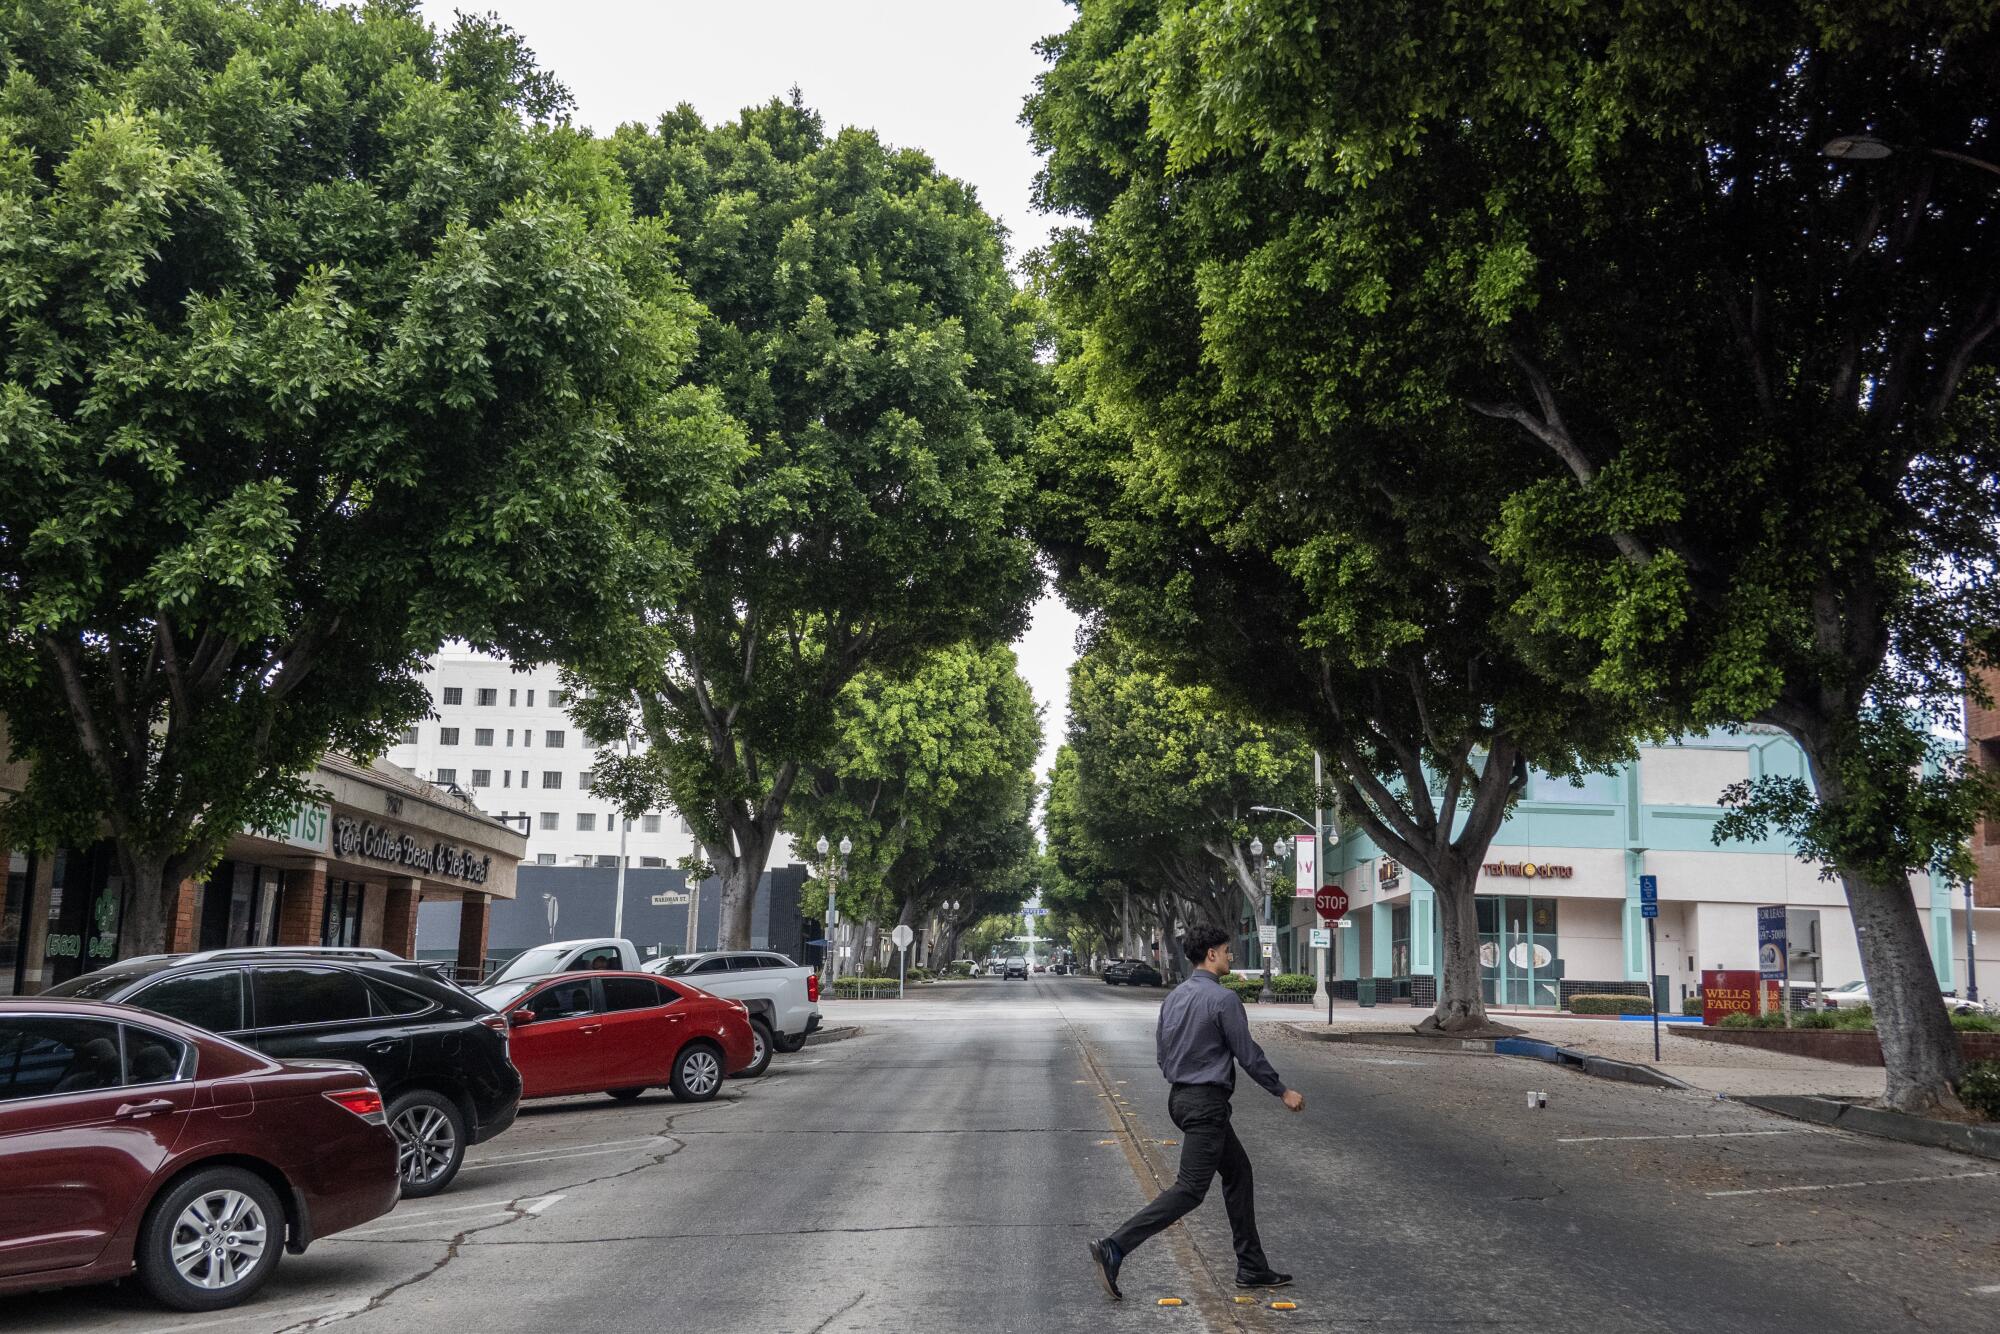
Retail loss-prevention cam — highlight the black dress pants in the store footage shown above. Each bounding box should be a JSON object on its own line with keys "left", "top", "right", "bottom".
{"left": 1106, "top": 1082, "right": 1268, "bottom": 1273}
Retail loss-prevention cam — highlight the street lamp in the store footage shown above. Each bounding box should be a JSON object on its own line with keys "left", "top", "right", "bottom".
{"left": 1250, "top": 835, "right": 1275, "bottom": 1004}
{"left": 1822, "top": 133, "right": 2000, "bottom": 180}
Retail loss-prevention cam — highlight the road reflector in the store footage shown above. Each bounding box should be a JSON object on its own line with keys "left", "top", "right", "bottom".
{"left": 1096, "top": 1139, "right": 1116, "bottom": 1145}
{"left": 1271, "top": 1301, "right": 1298, "bottom": 1310}
{"left": 1159, "top": 1139, "right": 1178, "bottom": 1146}
{"left": 1233, "top": 1296, "right": 1259, "bottom": 1304}
{"left": 1157, "top": 1298, "right": 1184, "bottom": 1307}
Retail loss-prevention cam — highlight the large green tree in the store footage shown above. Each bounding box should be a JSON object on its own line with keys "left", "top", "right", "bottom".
{"left": 0, "top": 0, "right": 724, "bottom": 954}
{"left": 1040, "top": 0, "right": 2000, "bottom": 1109}
{"left": 786, "top": 642, "right": 1041, "bottom": 967}
{"left": 575, "top": 97, "right": 1043, "bottom": 948}
{"left": 1027, "top": 14, "right": 1640, "bottom": 1030}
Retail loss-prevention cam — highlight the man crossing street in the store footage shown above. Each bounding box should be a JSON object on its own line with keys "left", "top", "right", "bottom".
{"left": 1088, "top": 925, "right": 1305, "bottom": 1300}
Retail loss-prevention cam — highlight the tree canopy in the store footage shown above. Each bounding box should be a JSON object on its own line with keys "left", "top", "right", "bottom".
{"left": 575, "top": 95, "right": 1044, "bottom": 948}
{"left": 0, "top": 0, "right": 725, "bottom": 952}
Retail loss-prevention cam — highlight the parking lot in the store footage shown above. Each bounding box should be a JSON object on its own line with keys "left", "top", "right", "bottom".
{"left": 5, "top": 976, "right": 1998, "bottom": 1333}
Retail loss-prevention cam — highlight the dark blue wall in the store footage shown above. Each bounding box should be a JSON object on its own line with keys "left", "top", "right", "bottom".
{"left": 417, "top": 863, "right": 810, "bottom": 966}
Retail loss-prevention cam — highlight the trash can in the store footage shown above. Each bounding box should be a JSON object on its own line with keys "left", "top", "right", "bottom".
{"left": 1357, "top": 979, "right": 1377, "bottom": 1008}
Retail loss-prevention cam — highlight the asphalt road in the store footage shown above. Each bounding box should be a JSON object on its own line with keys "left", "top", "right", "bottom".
{"left": 7, "top": 976, "right": 1999, "bottom": 1333}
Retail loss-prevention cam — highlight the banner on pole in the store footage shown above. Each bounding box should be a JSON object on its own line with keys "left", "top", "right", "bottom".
{"left": 1293, "top": 834, "right": 1316, "bottom": 898}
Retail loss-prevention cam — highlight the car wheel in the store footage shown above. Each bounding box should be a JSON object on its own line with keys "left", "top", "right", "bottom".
{"left": 670, "top": 1042, "right": 724, "bottom": 1102}
{"left": 136, "top": 1166, "right": 284, "bottom": 1312}
{"left": 387, "top": 1089, "right": 465, "bottom": 1198}
{"left": 732, "top": 1020, "right": 774, "bottom": 1079}
{"left": 606, "top": 1087, "right": 646, "bottom": 1101}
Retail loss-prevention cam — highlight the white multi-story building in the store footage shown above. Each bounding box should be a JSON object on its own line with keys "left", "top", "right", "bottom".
{"left": 389, "top": 645, "right": 737, "bottom": 869}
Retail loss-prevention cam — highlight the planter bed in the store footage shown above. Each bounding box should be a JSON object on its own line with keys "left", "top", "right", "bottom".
{"left": 1674, "top": 1026, "right": 2000, "bottom": 1066}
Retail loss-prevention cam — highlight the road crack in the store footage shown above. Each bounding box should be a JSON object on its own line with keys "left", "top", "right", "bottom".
{"left": 805, "top": 1288, "right": 868, "bottom": 1334}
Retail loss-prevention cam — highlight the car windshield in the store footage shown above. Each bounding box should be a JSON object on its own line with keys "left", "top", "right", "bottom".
{"left": 42, "top": 964, "right": 163, "bottom": 999}
{"left": 488, "top": 946, "right": 572, "bottom": 983}
{"left": 473, "top": 980, "right": 540, "bottom": 1011}
{"left": 649, "top": 956, "right": 699, "bottom": 976}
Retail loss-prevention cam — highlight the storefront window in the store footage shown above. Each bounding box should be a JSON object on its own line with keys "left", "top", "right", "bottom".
{"left": 198, "top": 862, "right": 283, "bottom": 952}
{"left": 322, "top": 880, "right": 366, "bottom": 947}
{"left": 3, "top": 853, "right": 30, "bottom": 996}
{"left": 1477, "top": 895, "right": 1562, "bottom": 1007}
{"left": 1391, "top": 905, "right": 1411, "bottom": 979}
{"left": 42, "top": 844, "right": 122, "bottom": 987}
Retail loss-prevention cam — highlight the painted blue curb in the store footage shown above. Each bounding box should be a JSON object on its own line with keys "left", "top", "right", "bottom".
{"left": 1618, "top": 1014, "right": 1702, "bottom": 1023}
{"left": 1492, "top": 1037, "right": 1567, "bottom": 1061}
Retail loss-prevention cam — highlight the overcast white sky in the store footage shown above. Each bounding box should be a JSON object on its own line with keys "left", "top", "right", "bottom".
{"left": 418, "top": 0, "right": 1083, "bottom": 787}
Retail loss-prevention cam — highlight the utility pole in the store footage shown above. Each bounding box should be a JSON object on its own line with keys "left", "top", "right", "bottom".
{"left": 1313, "top": 749, "right": 1330, "bottom": 1011}
{"left": 1968, "top": 876, "right": 1980, "bottom": 1003}
{"left": 611, "top": 733, "right": 633, "bottom": 941}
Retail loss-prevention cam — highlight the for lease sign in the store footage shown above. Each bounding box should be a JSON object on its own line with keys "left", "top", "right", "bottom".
{"left": 1701, "top": 969, "right": 1780, "bottom": 1025}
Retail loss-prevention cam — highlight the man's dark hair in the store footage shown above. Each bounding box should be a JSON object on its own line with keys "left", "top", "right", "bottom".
{"left": 1182, "top": 926, "right": 1229, "bottom": 965}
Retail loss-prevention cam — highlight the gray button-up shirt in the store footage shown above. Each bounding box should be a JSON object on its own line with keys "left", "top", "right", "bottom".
{"left": 1154, "top": 970, "right": 1286, "bottom": 1098}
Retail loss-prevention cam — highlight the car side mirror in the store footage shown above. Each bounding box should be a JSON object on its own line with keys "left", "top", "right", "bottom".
{"left": 510, "top": 1009, "right": 537, "bottom": 1027}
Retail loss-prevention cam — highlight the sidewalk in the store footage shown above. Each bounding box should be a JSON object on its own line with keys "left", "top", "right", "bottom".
{"left": 1280, "top": 1000, "right": 1886, "bottom": 1098}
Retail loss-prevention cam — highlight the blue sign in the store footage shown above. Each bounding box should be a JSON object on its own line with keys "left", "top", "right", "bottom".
{"left": 1638, "top": 875, "right": 1658, "bottom": 919}
{"left": 1757, "top": 905, "right": 1787, "bottom": 980}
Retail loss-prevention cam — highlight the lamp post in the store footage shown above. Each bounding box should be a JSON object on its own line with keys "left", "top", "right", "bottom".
{"left": 610, "top": 731, "right": 633, "bottom": 943}
{"left": 1253, "top": 778, "right": 1341, "bottom": 1009}
{"left": 1822, "top": 133, "right": 2000, "bottom": 181}
{"left": 1250, "top": 835, "right": 1275, "bottom": 1004}
{"left": 940, "top": 899, "right": 960, "bottom": 970}
{"left": 816, "top": 835, "right": 851, "bottom": 982}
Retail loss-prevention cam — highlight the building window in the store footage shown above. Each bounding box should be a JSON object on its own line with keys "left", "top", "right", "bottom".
{"left": 503, "top": 771, "right": 512, "bottom": 788}
{"left": 527, "top": 689, "right": 536, "bottom": 707}
{"left": 442, "top": 686, "right": 463, "bottom": 705}
{"left": 577, "top": 813, "right": 597, "bottom": 832}
{"left": 439, "top": 727, "right": 459, "bottom": 746}
{"left": 475, "top": 687, "right": 497, "bottom": 706}
{"left": 680, "top": 816, "right": 692, "bottom": 835}
{"left": 509, "top": 688, "right": 518, "bottom": 706}
{"left": 520, "top": 770, "right": 529, "bottom": 788}
{"left": 580, "top": 770, "right": 594, "bottom": 792}
{"left": 639, "top": 856, "right": 665, "bottom": 868}
{"left": 321, "top": 880, "right": 365, "bottom": 948}
{"left": 540, "top": 812, "right": 560, "bottom": 830}
{"left": 642, "top": 814, "right": 662, "bottom": 833}
{"left": 475, "top": 729, "right": 494, "bottom": 746}
{"left": 595, "top": 855, "right": 620, "bottom": 868}
{"left": 536, "top": 853, "right": 557, "bottom": 865}
{"left": 524, "top": 731, "right": 532, "bottom": 748}
{"left": 436, "top": 768, "right": 457, "bottom": 785}
{"left": 545, "top": 730, "right": 565, "bottom": 748}
{"left": 506, "top": 729, "right": 515, "bottom": 746}
{"left": 397, "top": 727, "right": 418, "bottom": 745}
{"left": 541, "top": 771, "right": 562, "bottom": 789}
{"left": 471, "top": 770, "right": 491, "bottom": 788}
{"left": 552, "top": 689, "right": 570, "bottom": 708}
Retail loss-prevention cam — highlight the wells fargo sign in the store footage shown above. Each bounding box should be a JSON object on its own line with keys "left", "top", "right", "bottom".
{"left": 1481, "top": 861, "right": 1574, "bottom": 879}
{"left": 1701, "top": 969, "right": 1780, "bottom": 1025}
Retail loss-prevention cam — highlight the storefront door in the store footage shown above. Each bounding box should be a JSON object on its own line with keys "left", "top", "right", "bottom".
{"left": 1479, "top": 896, "right": 1561, "bottom": 1007}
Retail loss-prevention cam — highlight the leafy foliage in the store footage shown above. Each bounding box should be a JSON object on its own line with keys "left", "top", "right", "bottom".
{"left": 573, "top": 94, "right": 1044, "bottom": 947}
{"left": 0, "top": 0, "right": 721, "bottom": 950}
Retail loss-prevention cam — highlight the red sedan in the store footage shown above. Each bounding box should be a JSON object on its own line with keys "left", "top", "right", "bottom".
{"left": 0, "top": 998, "right": 400, "bottom": 1311}
{"left": 474, "top": 971, "right": 756, "bottom": 1102}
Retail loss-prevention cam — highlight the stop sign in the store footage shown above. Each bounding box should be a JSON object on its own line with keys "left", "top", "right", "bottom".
{"left": 1314, "top": 886, "right": 1350, "bottom": 923}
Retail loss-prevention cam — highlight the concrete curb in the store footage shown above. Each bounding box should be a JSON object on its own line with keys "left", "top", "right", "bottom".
{"left": 1283, "top": 1024, "right": 1690, "bottom": 1090}
{"left": 1734, "top": 1095, "right": 2000, "bottom": 1162}
{"left": 802, "top": 1025, "right": 861, "bottom": 1047}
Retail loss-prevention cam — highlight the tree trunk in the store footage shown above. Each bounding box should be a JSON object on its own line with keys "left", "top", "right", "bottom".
{"left": 1793, "top": 727, "right": 1966, "bottom": 1114}
{"left": 716, "top": 852, "right": 762, "bottom": 950}
{"left": 115, "top": 848, "right": 171, "bottom": 961}
{"left": 1418, "top": 871, "right": 1488, "bottom": 1034}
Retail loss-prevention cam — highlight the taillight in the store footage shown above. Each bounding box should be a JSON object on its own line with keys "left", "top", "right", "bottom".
{"left": 807, "top": 974, "right": 820, "bottom": 1003}
{"left": 478, "top": 1011, "right": 510, "bottom": 1047}
{"left": 325, "top": 1088, "right": 387, "bottom": 1125}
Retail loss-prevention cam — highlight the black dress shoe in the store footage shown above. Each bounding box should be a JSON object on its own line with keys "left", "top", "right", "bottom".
{"left": 1088, "top": 1239, "right": 1124, "bottom": 1301}
{"left": 1236, "top": 1270, "right": 1293, "bottom": 1289}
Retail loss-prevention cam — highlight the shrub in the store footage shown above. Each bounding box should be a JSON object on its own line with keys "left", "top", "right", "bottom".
{"left": 1568, "top": 993, "right": 1653, "bottom": 1016}
{"left": 1834, "top": 1004, "right": 1875, "bottom": 1030}
{"left": 1957, "top": 1060, "right": 2000, "bottom": 1121}
{"left": 1719, "top": 1011, "right": 1755, "bottom": 1029}
{"left": 1272, "top": 973, "right": 1315, "bottom": 997}
{"left": 1950, "top": 1012, "right": 1999, "bottom": 1033}
{"left": 905, "top": 966, "right": 932, "bottom": 983}
{"left": 1682, "top": 995, "right": 1703, "bottom": 1016}
{"left": 1222, "top": 973, "right": 1262, "bottom": 1000}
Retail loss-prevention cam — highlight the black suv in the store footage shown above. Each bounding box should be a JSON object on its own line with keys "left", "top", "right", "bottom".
{"left": 48, "top": 954, "right": 520, "bottom": 1197}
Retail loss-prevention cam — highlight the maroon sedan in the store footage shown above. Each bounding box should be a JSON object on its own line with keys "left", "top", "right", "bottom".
{"left": 473, "top": 971, "right": 757, "bottom": 1102}
{"left": 0, "top": 998, "right": 400, "bottom": 1311}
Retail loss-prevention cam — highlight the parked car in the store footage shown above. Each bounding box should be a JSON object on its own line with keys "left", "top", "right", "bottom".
{"left": 1003, "top": 956, "right": 1029, "bottom": 980}
{"left": 1105, "top": 959, "right": 1162, "bottom": 987}
{"left": 485, "top": 938, "right": 642, "bottom": 984}
{"left": 473, "top": 972, "right": 756, "bottom": 1103}
{"left": 123, "top": 945, "right": 458, "bottom": 984}
{"left": 48, "top": 956, "right": 520, "bottom": 1198}
{"left": 985, "top": 961, "right": 1007, "bottom": 977}
{"left": 1102, "top": 959, "right": 1136, "bottom": 984}
{"left": 1812, "top": 980, "right": 1869, "bottom": 1010}
{"left": 0, "top": 998, "right": 400, "bottom": 1311}
{"left": 645, "top": 950, "right": 821, "bottom": 1072}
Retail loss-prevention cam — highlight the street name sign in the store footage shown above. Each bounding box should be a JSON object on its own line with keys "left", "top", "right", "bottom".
{"left": 1314, "top": 886, "right": 1350, "bottom": 923}
{"left": 1638, "top": 875, "right": 1658, "bottom": 920}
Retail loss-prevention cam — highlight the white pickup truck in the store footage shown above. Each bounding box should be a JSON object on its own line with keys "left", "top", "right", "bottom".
{"left": 645, "top": 950, "right": 822, "bottom": 1075}
{"left": 485, "top": 938, "right": 640, "bottom": 984}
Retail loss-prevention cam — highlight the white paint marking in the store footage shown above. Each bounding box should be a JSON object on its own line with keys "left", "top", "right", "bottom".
{"left": 339, "top": 1193, "right": 562, "bottom": 1238}
{"left": 460, "top": 1138, "right": 669, "bottom": 1171}
{"left": 1707, "top": 1170, "right": 2000, "bottom": 1198}
{"left": 469, "top": 1134, "right": 665, "bottom": 1165}
{"left": 1560, "top": 1129, "right": 1819, "bottom": 1144}
{"left": 523, "top": 1193, "right": 565, "bottom": 1215}
{"left": 1971, "top": 1283, "right": 2000, "bottom": 1295}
